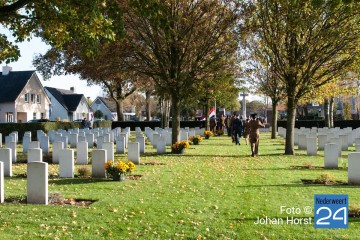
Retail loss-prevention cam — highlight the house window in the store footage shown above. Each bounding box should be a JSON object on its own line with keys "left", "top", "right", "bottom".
{"left": 6, "top": 112, "right": 13, "bottom": 122}
{"left": 33, "top": 112, "right": 36, "bottom": 119}
{"left": 31, "top": 94, "right": 35, "bottom": 103}
{"left": 41, "top": 113, "right": 44, "bottom": 119}
{"left": 36, "top": 94, "right": 41, "bottom": 103}
{"left": 24, "top": 93, "right": 29, "bottom": 102}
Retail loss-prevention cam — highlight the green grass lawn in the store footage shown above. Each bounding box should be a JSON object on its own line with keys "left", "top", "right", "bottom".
{"left": 1, "top": 133, "right": 359, "bottom": 239}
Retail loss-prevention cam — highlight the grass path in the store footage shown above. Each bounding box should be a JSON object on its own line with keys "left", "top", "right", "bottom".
{"left": 0, "top": 133, "right": 359, "bottom": 239}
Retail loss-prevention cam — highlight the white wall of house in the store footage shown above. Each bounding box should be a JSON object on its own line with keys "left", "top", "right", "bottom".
{"left": 91, "top": 98, "right": 116, "bottom": 121}
{"left": 45, "top": 89, "right": 68, "bottom": 121}
{"left": 73, "top": 96, "right": 92, "bottom": 120}
{"left": 0, "top": 103, "right": 16, "bottom": 123}
{"left": 16, "top": 74, "right": 50, "bottom": 122}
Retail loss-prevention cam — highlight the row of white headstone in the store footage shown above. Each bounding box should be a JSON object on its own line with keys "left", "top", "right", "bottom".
{"left": 0, "top": 127, "right": 142, "bottom": 204}
{"left": 145, "top": 126, "right": 205, "bottom": 153}
{"left": 0, "top": 148, "right": 124, "bottom": 204}
{"left": 278, "top": 126, "right": 360, "bottom": 184}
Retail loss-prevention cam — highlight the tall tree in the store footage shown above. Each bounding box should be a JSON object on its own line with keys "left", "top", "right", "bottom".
{"left": 124, "top": 0, "right": 240, "bottom": 144}
{"left": 33, "top": 40, "right": 142, "bottom": 121}
{"left": 1, "top": 0, "right": 122, "bottom": 63}
{"left": 242, "top": 0, "right": 360, "bottom": 154}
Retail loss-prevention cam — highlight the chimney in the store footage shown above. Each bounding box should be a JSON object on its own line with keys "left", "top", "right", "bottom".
{"left": 70, "top": 87, "right": 75, "bottom": 93}
{"left": 2, "top": 66, "right": 12, "bottom": 76}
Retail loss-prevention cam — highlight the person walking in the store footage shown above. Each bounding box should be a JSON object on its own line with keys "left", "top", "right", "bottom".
{"left": 225, "top": 115, "right": 231, "bottom": 136}
{"left": 249, "top": 113, "right": 264, "bottom": 157}
{"left": 243, "top": 117, "right": 250, "bottom": 145}
{"left": 232, "top": 114, "right": 243, "bottom": 145}
{"left": 210, "top": 116, "right": 217, "bottom": 132}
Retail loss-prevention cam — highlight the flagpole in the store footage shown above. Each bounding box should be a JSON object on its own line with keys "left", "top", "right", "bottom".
{"left": 214, "top": 99, "right": 217, "bottom": 118}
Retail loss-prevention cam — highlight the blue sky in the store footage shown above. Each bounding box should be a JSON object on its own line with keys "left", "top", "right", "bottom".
{"left": 2, "top": 34, "right": 104, "bottom": 100}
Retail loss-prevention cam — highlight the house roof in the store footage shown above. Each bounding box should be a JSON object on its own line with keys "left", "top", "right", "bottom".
{"left": 0, "top": 71, "right": 35, "bottom": 103}
{"left": 97, "top": 97, "right": 118, "bottom": 112}
{"left": 45, "top": 87, "right": 85, "bottom": 111}
{"left": 94, "top": 97, "right": 134, "bottom": 113}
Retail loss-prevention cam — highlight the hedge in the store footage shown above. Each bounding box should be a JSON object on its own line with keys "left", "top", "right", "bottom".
{"left": 111, "top": 120, "right": 206, "bottom": 131}
{"left": 0, "top": 122, "right": 83, "bottom": 141}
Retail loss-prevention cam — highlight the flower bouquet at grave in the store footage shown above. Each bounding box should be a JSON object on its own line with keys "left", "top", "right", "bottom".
{"left": 171, "top": 140, "right": 190, "bottom": 154}
{"left": 104, "top": 160, "right": 136, "bottom": 181}
{"left": 215, "top": 129, "right": 224, "bottom": 136}
{"left": 188, "top": 135, "right": 203, "bottom": 145}
{"left": 203, "top": 131, "right": 214, "bottom": 139}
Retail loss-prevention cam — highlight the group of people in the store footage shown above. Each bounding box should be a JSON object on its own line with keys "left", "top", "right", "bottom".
{"left": 224, "top": 113, "right": 264, "bottom": 157}
{"left": 81, "top": 118, "right": 93, "bottom": 129}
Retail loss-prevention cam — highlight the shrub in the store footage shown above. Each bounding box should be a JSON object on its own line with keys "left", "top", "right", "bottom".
{"left": 77, "top": 166, "right": 91, "bottom": 178}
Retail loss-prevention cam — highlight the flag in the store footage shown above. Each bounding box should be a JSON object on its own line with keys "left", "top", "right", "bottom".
{"left": 200, "top": 106, "right": 215, "bottom": 120}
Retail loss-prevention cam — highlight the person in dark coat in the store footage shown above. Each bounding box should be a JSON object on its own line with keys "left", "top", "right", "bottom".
{"left": 81, "top": 118, "right": 87, "bottom": 129}
{"left": 232, "top": 114, "right": 243, "bottom": 145}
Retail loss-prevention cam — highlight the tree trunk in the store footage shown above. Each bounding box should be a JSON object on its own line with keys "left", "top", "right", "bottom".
{"left": 271, "top": 99, "right": 278, "bottom": 139}
{"left": 145, "top": 90, "right": 151, "bottom": 121}
{"left": 171, "top": 94, "right": 181, "bottom": 144}
{"left": 324, "top": 98, "right": 330, "bottom": 128}
{"left": 164, "top": 100, "right": 170, "bottom": 128}
{"left": 116, "top": 99, "right": 124, "bottom": 121}
{"left": 204, "top": 102, "right": 210, "bottom": 130}
{"left": 285, "top": 97, "right": 296, "bottom": 155}
{"left": 330, "top": 97, "right": 334, "bottom": 128}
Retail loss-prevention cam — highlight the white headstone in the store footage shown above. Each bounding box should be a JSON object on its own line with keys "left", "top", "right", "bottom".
{"left": 317, "top": 134, "right": 327, "bottom": 151}
{"left": 76, "top": 141, "right": 88, "bottom": 165}
{"left": 97, "top": 136, "right": 104, "bottom": 149}
{"left": 40, "top": 136, "right": 49, "bottom": 154}
{"left": 339, "top": 134, "right": 348, "bottom": 151}
{"left": 36, "top": 130, "right": 44, "bottom": 141}
{"left": 0, "top": 162, "right": 4, "bottom": 203}
{"left": 28, "top": 148, "right": 43, "bottom": 163}
{"left": 78, "top": 136, "right": 86, "bottom": 142}
{"left": 0, "top": 133, "right": 2, "bottom": 148}
{"left": 294, "top": 132, "right": 299, "bottom": 146}
{"left": 180, "top": 131, "right": 189, "bottom": 141}
{"left": 116, "top": 136, "right": 126, "bottom": 154}
{"left": 69, "top": 134, "right": 79, "bottom": 148}
{"left": 60, "top": 136, "right": 68, "bottom": 148}
{"left": 52, "top": 141, "right": 64, "bottom": 164}
{"left": 120, "top": 133, "right": 128, "bottom": 148}
{"left": 27, "top": 162, "right": 48, "bottom": 205}
{"left": 152, "top": 133, "right": 160, "bottom": 148}
{"left": 329, "top": 137, "right": 342, "bottom": 157}
{"left": 298, "top": 134, "right": 307, "bottom": 150}
{"left": 29, "top": 141, "right": 40, "bottom": 149}
{"left": 92, "top": 149, "right": 107, "bottom": 178}
{"left": 0, "top": 148, "right": 12, "bottom": 177}
{"left": 157, "top": 138, "right": 166, "bottom": 154}
{"left": 348, "top": 153, "right": 360, "bottom": 184}
{"left": 59, "top": 149, "right": 74, "bottom": 178}
{"left": 306, "top": 137, "right": 317, "bottom": 156}
{"left": 5, "top": 141, "right": 16, "bottom": 163}
{"left": 22, "top": 135, "right": 31, "bottom": 153}
{"left": 103, "top": 133, "right": 111, "bottom": 143}
{"left": 48, "top": 130, "right": 55, "bottom": 143}
{"left": 5, "top": 135, "right": 14, "bottom": 144}
{"left": 136, "top": 136, "right": 145, "bottom": 154}
{"left": 86, "top": 134, "right": 94, "bottom": 148}
{"left": 103, "top": 142, "right": 114, "bottom": 161}
{"left": 356, "top": 144, "right": 360, "bottom": 152}
{"left": 324, "top": 143, "right": 339, "bottom": 169}
{"left": 128, "top": 142, "right": 140, "bottom": 164}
